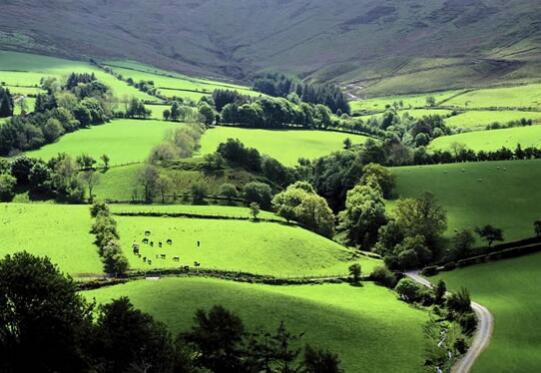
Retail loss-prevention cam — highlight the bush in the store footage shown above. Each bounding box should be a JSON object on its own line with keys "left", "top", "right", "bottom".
{"left": 0, "top": 173, "right": 16, "bottom": 202}
{"left": 421, "top": 265, "right": 439, "bottom": 277}
{"left": 442, "top": 262, "right": 457, "bottom": 271}
{"left": 395, "top": 278, "right": 424, "bottom": 303}
{"left": 243, "top": 182, "right": 272, "bottom": 209}
{"left": 370, "top": 266, "right": 397, "bottom": 288}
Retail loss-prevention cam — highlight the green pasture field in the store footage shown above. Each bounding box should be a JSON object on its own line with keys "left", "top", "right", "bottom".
{"left": 13, "top": 97, "right": 36, "bottom": 115}
{"left": 350, "top": 90, "right": 462, "bottom": 113}
{"left": 0, "top": 203, "right": 102, "bottom": 276}
{"left": 156, "top": 88, "right": 209, "bottom": 101}
{"left": 199, "top": 126, "right": 369, "bottom": 166}
{"left": 85, "top": 278, "right": 428, "bottom": 373}
{"left": 110, "top": 204, "right": 283, "bottom": 221}
{"left": 146, "top": 104, "right": 172, "bottom": 119}
{"left": 445, "top": 110, "right": 541, "bottom": 130}
{"left": 93, "top": 164, "right": 143, "bottom": 202}
{"left": 3, "top": 85, "right": 45, "bottom": 96}
{"left": 444, "top": 83, "right": 541, "bottom": 109}
{"left": 0, "top": 51, "right": 157, "bottom": 102}
{"left": 429, "top": 125, "right": 541, "bottom": 152}
{"left": 27, "top": 119, "right": 179, "bottom": 166}
{"left": 435, "top": 252, "right": 541, "bottom": 372}
{"left": 391, "top": 160, "right": 541, "bottom": 243}
{"left": 357, "top": 108, "right": 452, "bottom": 123}
{"left": 116, "top": 215, "right": 379, "bottom": 276}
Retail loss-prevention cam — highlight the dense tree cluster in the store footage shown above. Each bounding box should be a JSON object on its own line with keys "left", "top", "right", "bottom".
{"left": 272, "top": 181, "right": 335, "bottom": 238}
{"left": 124, "top": 98, "right": 151, "bottom": 119}
{"left": 0, "top": 154, "right": 100, "bottom": 202}
{"left": 0, "top": 74, "right": 112, "bottom": 156}
{"left": 0, "top": 86, "right": 14, "bottom": 118}
{"left": 252, "top": 73, "right": 350, "bottom": 114}
{"left": 0, "top": 252, "right": 342, "bottom": 373}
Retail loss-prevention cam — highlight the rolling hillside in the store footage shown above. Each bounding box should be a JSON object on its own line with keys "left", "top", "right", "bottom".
{"left": 1, "top": 0, "right": 541, "bottom": 94}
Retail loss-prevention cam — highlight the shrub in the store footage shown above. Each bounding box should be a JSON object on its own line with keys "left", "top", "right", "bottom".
{"left": 370, "top": 266, "right": 398, "bottom": 288}
{"left": 395, "top": 278, "right": 424, "bottom": 303}
{"left": 421, "top": 265, "right": 439, "bottom": 277}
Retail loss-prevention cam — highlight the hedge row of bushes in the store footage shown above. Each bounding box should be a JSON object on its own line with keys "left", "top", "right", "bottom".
{"left": 112, "top": 211, "right": 288, "bottom": 224}
{"left": 422, "top": 236, "right": 541, "bottom": 276}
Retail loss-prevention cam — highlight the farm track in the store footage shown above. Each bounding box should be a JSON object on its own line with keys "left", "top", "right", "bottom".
{"left": 406, "top": 271, "right": 494, "bottom": 373}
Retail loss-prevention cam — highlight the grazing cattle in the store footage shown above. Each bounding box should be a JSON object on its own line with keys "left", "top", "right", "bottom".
{"left": 183, "top": 265, "right": 189, "bottom": 271}
{"left": 148, "top": 259, "right": 152, "bottom": 265}
{"left": 194, "top": 261, "right": 200, "bottom": 267}
{"left": 145, "top": 230, "right": 151, "bottom": 236}
{"left": 160, "top": 254, "right": 166, "bottom": 259}
{"left": 150, "top": 241, "right": 154, "bottom": 247}
{"left": 142, "top": 238, "right": 149, "bottom": 244}
{"left": 173, "top": 256, "right": 180, "bottom": 262}
{"left": 166, "top": 239, "right": 172, "bottom": 245}
{"left": 197, "top": 241, "right": 200, "bottom": 247}
{"left": 132, "top": 242, "right": 140, "bottom": 255}
{"left": 159, "top": 242, "right": 162, "bottom": 248}
{"left": 143, "top": 256, "right": 147, "bottom": 262}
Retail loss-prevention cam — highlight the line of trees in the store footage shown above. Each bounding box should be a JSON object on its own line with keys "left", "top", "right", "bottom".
{"left": 90, "top": 202, "right": 129, "bottom": 277}
{"left": 0, "top": 251, "right": 343, "bottom": 373}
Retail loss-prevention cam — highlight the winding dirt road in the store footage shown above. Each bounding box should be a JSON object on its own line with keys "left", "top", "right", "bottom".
{"left": 405, "top": 271, "right": 494, "bottom": 373}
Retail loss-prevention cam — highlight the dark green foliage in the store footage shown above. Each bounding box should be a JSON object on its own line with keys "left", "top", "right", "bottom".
{"left": 434, "top": 280, "right": 447, "bottom": 305}
{"left": 243, "top": 182, "right": 273, "bottom": 209}
{"left": 0, "top": 87, "right": 13, "bottom": 118}
{"left": 451, "top": 229, "right": 476, "bottom": 260}
{"left": 370, "top": 266, "right": 398, "bottom": 288}
{"left": 191, "top": 182, "right": 209, "bottom": 204}
{"left": 303, "top": 345, "right": 343, "bottom": 373}
{"left": 535, "top": 220, "right": 541, "bottom": 237}
{"left": 476, "top": 225, "right": 504, "bottom": 247}
{"left": 0, "top": 252, "right": 93, "bottom": 373}
{"left": 218, "top": 183, "right": 239, "bottom": 204}
{"left": 0, "top": 173, "right": 16, "bottom": 201}
{"left": 395, "top": 278, "right": 424, "bottom": 303}
{"left": 218, "top": 138, "right": 262, "bottom": 172}
{"left": 348, "top": 263, "right": 361, "bottom": 285}
{"left": 125, "top": 98, "right": 151, "bottom": 119}
{"left": 446, "top": 287, "right": 472, "bottom": 315}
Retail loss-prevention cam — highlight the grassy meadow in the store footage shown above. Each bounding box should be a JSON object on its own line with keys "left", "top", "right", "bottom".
{"left": 85, "top": 278, "right": 428, "bottom": 373}
{"left": 27, "top": 119, "right": 179, "bottom": 165}
{"left": 350, "top": 90, "right": 462, "bottom": 113}
{"left": 200, "top": 126, "right": 369, "bottom": 166}
{"left": 0, "top": 203, "right": 102, "bottom": 276}
{"left": 391, "top": 160, "right": 541, "bottom": 243}
{"left": 0, "top": 51, "right": 157, "bottom": 102}
{"left": 445, "top": 110, "right": 541, "bottom": 130}
{"left": 429, "top": 125, "right": 541, "bottom": 152}
{"left": 435, "top": 252, "right": 541, "bottom": 373}
{"left": 445, "top": 84, "right": 541, "bottom": 109}
{"left": 116, "top": 215, "right": 379, "bottom": 276}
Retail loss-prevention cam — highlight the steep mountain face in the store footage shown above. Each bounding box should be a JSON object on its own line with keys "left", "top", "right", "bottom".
{"left": 1, "top": 0, "right": 540, "bottom": 93}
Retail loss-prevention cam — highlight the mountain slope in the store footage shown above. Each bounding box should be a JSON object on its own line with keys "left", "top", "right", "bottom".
{"left": 1, "top": 0, "right": 540, "bottom": 93}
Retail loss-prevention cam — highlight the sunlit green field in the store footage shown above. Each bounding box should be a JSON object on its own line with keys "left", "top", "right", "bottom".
{"left": 350, "top": 90, "right": 462, "bottom": 113}
{"left": 391, "top": 160, "right": 541, "bottom": 242}
{"left": 3, "top": 85, "right": 45, "bottom": 96}
{"left": 436, "top": 253, "right": 541, "bottom": 373}
{"left": 27, "top": 119, "right": 179, "bottom": 165}
{"left": 357, "top": 108, "right": 452, "bottom": 123}
{"left": 445, "top": 83, "right": 541, "bottom": 109}
{"left": 445, "top": 110, "right": 541, "bottom": 130}
{"left": 200, "top": 126, "right": 369, "bottom": 166}
{"left": 146, "top": 104, "right": 172, "bottom": 119}
{"left": 0, "top": 203, "right": 102, "bottom": 276}
{"left": 85, "top": 278, "right": 428, "bottom": 373}
{"left": 429, "top": 125, "right": 541, "bottom": 152}
{"left": 116, "top": 215, "right": 379, "bottom": 276}
{"left": 0, "top": 51, "right": 157, "bottom": 102}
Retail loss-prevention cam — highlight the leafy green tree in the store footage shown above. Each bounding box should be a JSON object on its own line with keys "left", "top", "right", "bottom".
{"left": 273, "top": 181, "right": 335, "bottom": 237}
{"left": 198, "top": 103, "right": 215, "bottom": 125}
{"left": 434, "top": 279, "right": 447, "bottom": 305}
{"left": 93, "top": 297, "right": 180, "bottom": 372}
{"left": 452, "top": 229, "right": 476, "bottom": 259}
{"left": 395, "top": 193, "right": 447, "bottom": 247}
{"left": 0, "top": 173, "right": 16, "bottom": 201}
{"left": 155, "top": 174, "right": 173, "bottom": 204}
{"left": 191, "top": 182, "right": 208, "bottom": 205}
{"left": 343, "top": 137, "right": 352, "bottom": 150}
{"left": 250, "top": 202, "right": 261, "bottom": 221}
{"left": 79, "top": 169, "right": 100, "bottom": 202}
{"left": 28, "top": 161, "right": 52, "bottom": 193}
{"left": 360, "top": 163, "right": 395, "bottom": 198}
{"left": 395, "top": 278, "right": 423, "bottom": 303}
{"left": 338, "top": 183, "right": 387, "bottom": 248}
{"left": 100, "top": 154, "right": 110, "bottom": 170}
{"left": 163, "top": 108, "right": 171, "bottom": 121}
{"left": 43, "top": 118, "right": 64, "bottom": 142}
{"left": 76, "top": 154, "right": 96, "bottom": 170}
{"left": 219, "top": 183, "right": 238, "bottom": 205}
{"left": 475, "top": 225, "right": 504, "bottom": 247}
{"left": 426, "top": 96, "right": 436, "bottom": 107}
{"left": 535, "top": 220, "right": 541, "bottom": 237}
{"left": 183, "top": 305, "right": 246, "bottom": 372}
{"left": 393, "top": 234, "right": 432, "bottom": 269}
{"left": 138, "top": 164, "right": 159, "bottom": 202}
{"left": 348, "top": 263, "right": 361, "bottom": 285}
{"left": 101, "top": 239, "right": 129, "bottom": 277}
{"left": 0, "top": 252, "right": 93, "bottom": 372}
{"left": 243, "top": 182, "right": 273, "bottom": 209}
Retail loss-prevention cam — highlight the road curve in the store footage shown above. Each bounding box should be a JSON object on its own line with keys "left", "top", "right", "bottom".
{"left": 405, "top": 271, "right": 494, "bottom": 373}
